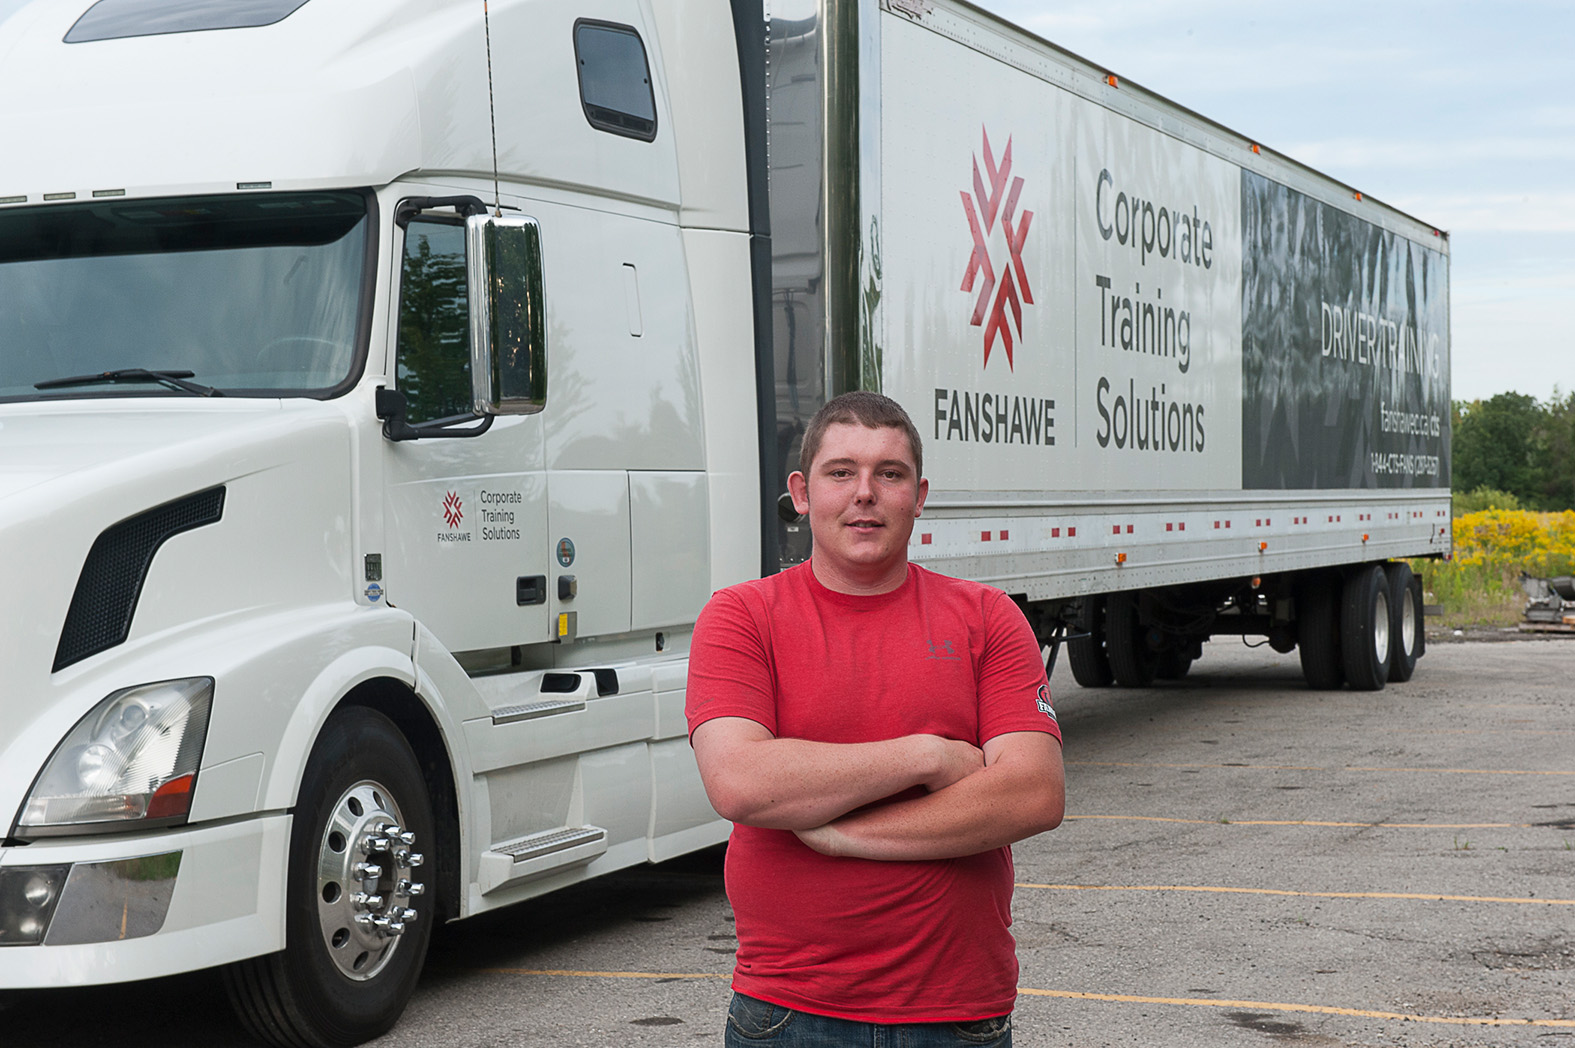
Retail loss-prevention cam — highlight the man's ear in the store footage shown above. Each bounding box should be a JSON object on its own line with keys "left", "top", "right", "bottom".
{"left": 915, "top": 477, "right": 929, "bottom": 518}
{"left": 788, "top": 470, "right": 810, "bottom": 515}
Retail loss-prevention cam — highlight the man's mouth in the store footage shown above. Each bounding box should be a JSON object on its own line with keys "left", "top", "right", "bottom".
{"left": 847, "top": 519, "right": 883, "bottom": 530}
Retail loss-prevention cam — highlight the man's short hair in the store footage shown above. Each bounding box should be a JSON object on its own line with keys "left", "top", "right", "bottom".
{"left": 798, "top": 391, "right": 923, "bottom": 479}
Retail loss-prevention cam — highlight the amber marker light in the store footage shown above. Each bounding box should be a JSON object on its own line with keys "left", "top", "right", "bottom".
{"left": 1258, "top": 541, "right": 1268, "bottom": 552}
{"left": 1251, "top": 143, "right": 1260, "bottom": 154}
{"left": 1354, "top": 191, "right": 1363, "bottom": 201}
{"left": 1115, "top": 552, "right": 1127, "bottom": 564}
{"left": 1106, "top": 74, "right": 1118, "bottom": 87}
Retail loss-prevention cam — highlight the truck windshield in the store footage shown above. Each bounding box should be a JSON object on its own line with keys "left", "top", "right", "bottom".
{"left": 0, "top": 191, "right": 370, "bottom": 401}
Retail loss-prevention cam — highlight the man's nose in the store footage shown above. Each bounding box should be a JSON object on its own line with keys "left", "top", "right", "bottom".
{"left": 853, "top": 469, "right": 877, "bottom": 501}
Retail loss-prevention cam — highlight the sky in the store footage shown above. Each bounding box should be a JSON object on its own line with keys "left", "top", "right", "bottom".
{"left": 971, "top": 0, "right": 1575, "bottom": 405}
{"left": 3, "top": 0, "right": 1568, "bottom": 405}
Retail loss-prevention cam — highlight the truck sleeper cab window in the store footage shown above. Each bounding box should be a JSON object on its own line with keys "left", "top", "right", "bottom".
{"left": 573, "top": 20, "right": 657, "bottom": 141}
{"left": 0, "top": 191, "right": 371, "bottom": 401}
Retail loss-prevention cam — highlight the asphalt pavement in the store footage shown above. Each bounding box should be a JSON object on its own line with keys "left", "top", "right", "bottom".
{"left": 2, "top": 638, "right": 1571, "bottom": 1047}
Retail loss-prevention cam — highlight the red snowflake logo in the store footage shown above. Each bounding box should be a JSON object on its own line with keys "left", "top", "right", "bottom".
{"left": 442, "top": 490, "right": 463, "bottom": 528}
{"left": 960, "top": 126, "right": 1035, "bottom": 369}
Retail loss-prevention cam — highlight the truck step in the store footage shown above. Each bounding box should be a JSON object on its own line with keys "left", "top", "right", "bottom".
{"left": 479, "top": 826, "right": 608, "bottom": 894}
{"left": 496, "top": 826, "right": 606, "bottom": 861}
{"left": 490, "top": 698, "right": 586, "bottom": 724}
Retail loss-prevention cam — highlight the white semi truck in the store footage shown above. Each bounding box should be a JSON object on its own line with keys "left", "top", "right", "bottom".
{"left": 0, "top": 0, "right": 1450, "bottom": 1043}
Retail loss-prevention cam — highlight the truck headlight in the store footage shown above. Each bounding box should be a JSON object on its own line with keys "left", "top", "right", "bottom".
{"left": 15, "top": 678, "right": 213, "bottom": 835}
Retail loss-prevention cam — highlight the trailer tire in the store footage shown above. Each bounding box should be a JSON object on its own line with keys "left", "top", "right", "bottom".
{"left": 1385, "top": 562, "right": 1423, "bottom": 682}
{"left": 1341, "top": 565, "right": 1392, "bottom": 691}
{"left": 224, "top": 706, "right": 434, "bottom": 1048}
{"left": 1297, "top": 572, "right": 1344, "bottom": 690}
{"left": 1067, "top": 596, "right": 1115, "bottom": 688}
{"left": 1105, "top": 590, "right": 1157, "bottom": 687}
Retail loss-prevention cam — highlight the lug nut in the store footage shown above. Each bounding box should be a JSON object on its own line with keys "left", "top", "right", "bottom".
{"left": 407, "top": 852, "right": 425, "bottom": 868}
{"left": 400, "top": 908, "right": 418, "bottom": 922}
{"left": 407, "top": 882, "right": 426, "bottom": 896}
{"left": 399, "top": 831, "right": 416, "bottom": 845}
{"left": 354, "top": 862, "right": 383, "bottom": 880}
{"left": 354, "top": 913, "right": 375, "bottom": 928}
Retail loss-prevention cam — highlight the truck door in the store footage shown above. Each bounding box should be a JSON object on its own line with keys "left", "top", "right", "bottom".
{"left": 380, "top": 208, "right": 552, "bottom": 653}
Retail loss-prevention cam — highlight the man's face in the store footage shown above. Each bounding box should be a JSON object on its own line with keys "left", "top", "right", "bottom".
{"left": 788, "top": 422, "right": 928, "bottom": 593}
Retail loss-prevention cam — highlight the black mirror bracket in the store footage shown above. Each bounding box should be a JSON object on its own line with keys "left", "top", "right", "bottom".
{"left": 375, "top": 387, "right": 492, "bottom": 442}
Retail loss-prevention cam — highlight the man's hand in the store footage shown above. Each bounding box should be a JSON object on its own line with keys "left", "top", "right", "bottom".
{"left": 691, "top": 717, "right": 984, "bottom": 831}
{"left": 924, "top": 735, "right": 985, "bottom": 791}
{"left": 792, "top": 730, "right": 1064, "bottom": 861}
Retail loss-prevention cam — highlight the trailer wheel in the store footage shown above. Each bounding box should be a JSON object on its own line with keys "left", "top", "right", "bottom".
{"left": 1341, "top": 565, "right": 1392, "bottom": 691}
{"left": 1105, "top": 591, "right": 1157, "bottom": 687}
{"left": 1296, "top": 572, "right": 1344, "bottom": 690}
{"left": 224, "top": 707, "right": 434, "bottom": 1048}
{"left": 1385, "top": 562, "right": 1423, "bottom": 682}
{"left": 1067, "top": 596, "right": 1115, "bottom": 687}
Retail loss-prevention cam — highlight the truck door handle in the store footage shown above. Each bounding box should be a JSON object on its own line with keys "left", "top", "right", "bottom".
{"left": 517, "top": 575, "right": 547, "bottom": 605}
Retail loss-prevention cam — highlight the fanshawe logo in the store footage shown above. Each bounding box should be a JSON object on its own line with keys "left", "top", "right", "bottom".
{"left": 1036, "top": 683, "right": 1057, "bottom": 722}
{"left": 960, "top": 126, "right": 1035, "bottom": 370}
{"left": 442, "top": 490, "right": 464, "bottom": 528}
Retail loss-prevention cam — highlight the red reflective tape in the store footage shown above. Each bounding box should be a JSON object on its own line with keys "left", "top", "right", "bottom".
{"left": 921, "top": 533, "right": 932, "bottom": 545}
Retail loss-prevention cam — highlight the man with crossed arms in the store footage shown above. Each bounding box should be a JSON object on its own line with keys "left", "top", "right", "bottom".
{"left": 687, "top": 391, "right": 1065, "bottom": 1047}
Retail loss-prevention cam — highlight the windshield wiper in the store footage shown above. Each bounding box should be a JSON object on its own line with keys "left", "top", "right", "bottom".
{"left": 35, "top": 368, "right": 223, "bottom": 397}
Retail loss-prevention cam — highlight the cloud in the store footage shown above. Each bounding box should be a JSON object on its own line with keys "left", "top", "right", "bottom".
{"left": 1387, "top": 193, "right": 1575, "bottom": 233}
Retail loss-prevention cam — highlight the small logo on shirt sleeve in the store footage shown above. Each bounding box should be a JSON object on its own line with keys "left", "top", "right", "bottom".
{"left": 1036, "top": 683, "right": 1057, "bottom": 722}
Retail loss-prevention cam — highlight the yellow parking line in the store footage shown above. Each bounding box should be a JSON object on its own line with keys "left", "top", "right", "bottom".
{"left": 1015, "top": 883, "right": 1575, "bottom": 906}
{"left": 1065, "top": 814, "right": 1534, "bottom": 829}
{"left": 1068, "top": 760, "right": 1575, "bottom": 776}
{"left": 1016, "top": 988, "right": 1575, "bottom": 1027}
{"left": 462, "top": 968, "right": 1575, "bottom": 1029}
{"left": 476, "top": 967, "right": 727, "bottom": 980}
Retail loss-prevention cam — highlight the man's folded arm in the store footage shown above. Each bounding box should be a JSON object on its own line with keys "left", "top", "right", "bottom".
{"left": 690, "top": 716, "right": 985, "bottom": 830}
{"left": 794, "top": 730, "right": 1064, "bottom": 860}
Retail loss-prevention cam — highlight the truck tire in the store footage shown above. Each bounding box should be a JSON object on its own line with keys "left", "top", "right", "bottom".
{"left": 1105, "top": 590, "right": 1157, "bottom": 687}
{"left": 1297, "top": 572, "right": 1344, "bottom": 690}
{"left": 1341, "top": 564, "right": 1392, "bottom": 691}
{"left": 224, "top": 706, "right": 434, "bottom": 1048}
{"left": 1067, "top": 596, "right": 1114, "bottom": 688}
{"left": 1385, "top": 562, "right": 1424, "bottom": 682}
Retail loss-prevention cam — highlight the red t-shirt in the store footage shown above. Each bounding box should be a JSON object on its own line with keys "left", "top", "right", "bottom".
{"left": 686, "top": 562, "right": 1060, "bottom": 1022}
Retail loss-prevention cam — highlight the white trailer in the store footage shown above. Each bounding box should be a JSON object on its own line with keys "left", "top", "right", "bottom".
{"left": 0, "top": 0, "right": 1449, "bottom": 1044}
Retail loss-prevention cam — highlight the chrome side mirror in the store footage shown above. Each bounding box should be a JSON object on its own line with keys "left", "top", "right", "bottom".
{"left": 468, "top": 214, "right": 547, "bottom": 415}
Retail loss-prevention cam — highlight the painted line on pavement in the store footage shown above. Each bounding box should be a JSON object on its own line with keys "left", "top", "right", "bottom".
{"left": 1015, "top": 882, "right": 1575, "bottom": 906}
{"left": 461, "top": 969, "right": 1575, "bottom": 1029}
{"left": 1068, "top": 760, "right": 1575, "bottom": 776}
{"left": 1065, "top": 815, "right": 1535, "bottom": 829}
{"left": 475, "top": 968, "right": 726, "bottom": 980}
{"left": 1016, "top": 989, "right": 1575, "bottom": 1027}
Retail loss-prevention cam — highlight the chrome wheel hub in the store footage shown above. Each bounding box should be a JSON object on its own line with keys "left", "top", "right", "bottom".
{"left": 315, "top": 779, "right": 425, "bottom": 981}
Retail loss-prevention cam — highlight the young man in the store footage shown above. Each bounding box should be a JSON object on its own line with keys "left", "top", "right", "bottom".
{"left": 686, "top": 391, "right": 1065, "bottom": 1046}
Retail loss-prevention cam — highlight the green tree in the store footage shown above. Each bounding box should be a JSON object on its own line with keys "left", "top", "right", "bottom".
{"left": 1532, "top": 389, "right": 1575, "bottom": 510}
{"left": 1452, "top": 393, "right": 1542, "bottom": 504}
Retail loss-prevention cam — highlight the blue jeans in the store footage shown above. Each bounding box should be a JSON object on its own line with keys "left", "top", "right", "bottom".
{"left": 724, "top": 992, "right": 1012, "bottom": 1048}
